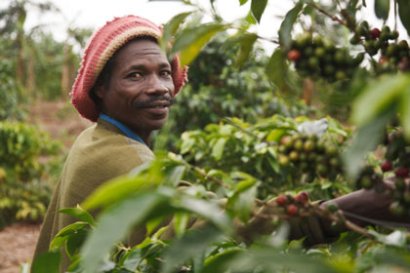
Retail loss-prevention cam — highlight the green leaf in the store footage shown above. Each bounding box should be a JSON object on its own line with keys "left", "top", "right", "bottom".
{"left": 82, "top": 162, "right": 162, "bottom": 210}
{"left": 266, "top": 48, "right": 289, "bottom": 91}
{"left": 352, "top": 74, "right": 410, "bottom": 126}
{"left": 161, "top": 12, "right": 192, "bottom": 50}
{"left": 228, "top": 248, "right": 336, "bottom": 273}
{"left": 397, "top": 0, "right": 410, "bottom": 36}
{"left": 251, "top": 0, "right": 268, "bottom": 23}
{"left": 121, "top": 247, "right": 143, "bottom": 272}
{"left": 279, "top": 2, "right": 304, "bottom": 50}
{"left": 201, "top": 248, "right": 243, "bottom": 273}
{"left": 237, "top": 33, "right": 258, "bottom": 67}
{"left": 172, "top": 212, "right": 190, "bottom": 237}
{"left": 80, "top": 192, "right": 169, "bottom": 273}
{"left": 166, "top": 165, "right": 186, "bottom": 187}
{"left": 180, "top": 135, "right": 195, "bottom": 154}
{"left": 60, "top": 205, "right": 96, "bottom": 226}
{"left": 343, "top": 109, "right": 393, "bottom": 178}
{"left": 239, "top": 0, "right": 249, "bottom": 5}
{"left": 171, "top": 23, "right": 226, "bottom": 66}
{"left": 227, "top": 176, "right": 258, "bottom": 221}
{"left": 211, "top": 138, "right": 226, "bottom": 160}
{"left": 399, "top": 85, "right": 410, "bottom": 139}
{"left": 162, "top": 226, "right": 224, "bottom": 273}
{"left": 174, "top": 196, "right": 232, "bottom": 232}
{"left": 374, "top": 0, "right": 390, "bottom": 20}
{"left": 31, "top": 251, "right": 61, "bottom": 273}
{"left": 66, "top": 229, "right": 88, "bottom": 258}
{"left": 50, "top": 221, "right": 90, "bottom": 251}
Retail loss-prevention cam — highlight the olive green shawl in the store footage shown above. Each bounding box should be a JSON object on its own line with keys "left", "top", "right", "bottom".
{"left": 32, "top": 119, "right": 154, "bottom": 271}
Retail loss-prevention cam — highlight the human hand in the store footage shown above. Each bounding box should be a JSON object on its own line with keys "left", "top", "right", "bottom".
{"left": 320, "top": 178, "right": 410, "bottom": 228}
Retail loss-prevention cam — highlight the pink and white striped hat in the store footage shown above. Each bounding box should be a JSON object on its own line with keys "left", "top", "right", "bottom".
{"left": 70, "top": 15, "right": 188, "bottom": 122}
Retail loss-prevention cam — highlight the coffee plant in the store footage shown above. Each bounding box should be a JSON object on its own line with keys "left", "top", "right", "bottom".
{"left": 0, "top": 122, "right": 62, "bottom": 227}
{"left": 178, "top": 116, "right": 350, "bottom": 200}
{"left": 287, "top": 34, "right": 364, "bottom": 82}
{"left": 31, "top": 0, "right": 410, "bottom": 272}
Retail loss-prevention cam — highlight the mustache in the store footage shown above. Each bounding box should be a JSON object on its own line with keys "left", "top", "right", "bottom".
{"left": 133, "top": 95, "right": 176, "bottom": 109}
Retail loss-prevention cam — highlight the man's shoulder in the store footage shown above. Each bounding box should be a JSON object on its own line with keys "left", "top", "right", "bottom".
{"left": 68, "top": 123, "right": 154, "bottom": 164}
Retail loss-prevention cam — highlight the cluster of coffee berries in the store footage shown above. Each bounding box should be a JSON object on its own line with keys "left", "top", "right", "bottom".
{"left": 287, "top": 34, "right": 364, "bottom": 82}
{"left": 381, "top": 129, "right": 410, "bottom": 216}
{"left": 379, "top": 39, "right": 410, "bottom": 72}
{"left": 351, "top": 21, "right": 410, "bottom": 72}
{"left": 354, "top": 165, "right": 382, "bottom": 190}
{"left": 275, "top": 191, "right": 309, "bottom": 217}
{"left": 277, "top": 133, "right": 344, "bottom": 182}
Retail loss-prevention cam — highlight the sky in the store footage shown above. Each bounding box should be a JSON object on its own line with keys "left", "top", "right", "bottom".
{"left": 21, "top": 0, "right": 292, "bottom": 52}
{"left": 9, "top": 0, "right": 405, "bottom": 53}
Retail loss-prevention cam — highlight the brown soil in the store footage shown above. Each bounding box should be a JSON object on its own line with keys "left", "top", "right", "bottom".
{"left": 0, "top": 223, "right": 41, "bottom": 273}
{"left": 0, "top": 100, "right": 91, "bottom": 273}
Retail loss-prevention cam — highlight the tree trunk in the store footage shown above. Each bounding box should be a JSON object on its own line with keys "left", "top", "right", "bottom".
{"left": 26, "top": 51, "right": 35, "bottom": 97}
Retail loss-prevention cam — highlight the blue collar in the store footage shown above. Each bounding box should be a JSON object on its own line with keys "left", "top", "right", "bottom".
{"left": 99, "top": 113, "right": 146, "bottom": 145}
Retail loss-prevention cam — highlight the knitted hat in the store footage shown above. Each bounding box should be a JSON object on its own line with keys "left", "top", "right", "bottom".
{"left": 70, "top": 15, "right": 188, "bottom": 122}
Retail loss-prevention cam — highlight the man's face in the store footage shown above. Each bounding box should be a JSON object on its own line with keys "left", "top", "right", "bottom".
{"left": 96, "top": 39, "right": 175, "bottom": 141}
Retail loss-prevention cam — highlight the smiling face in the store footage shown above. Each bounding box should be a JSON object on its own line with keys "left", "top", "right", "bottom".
{"left": 95, "top": 38, "right": 175, "bottom": 143}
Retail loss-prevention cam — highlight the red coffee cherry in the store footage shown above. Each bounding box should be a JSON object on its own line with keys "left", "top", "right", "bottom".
{"left": 286, "top": 204, "right": 299, "bottom": 216}
{"left": 287, "top": 49, "right": 301, "bottom": 61}
{"left": 380, "top": 160, "right": 393, "bottom": 172}
{"left": 370, "top": 28, "right": 381, "bottom": 39}
{"left": 395, "top": 167, "right": 409, "bottom": 178}
{"left": 294, "top": 192, "right": 309, "bottom": 204}
{"left": 275, "top": 195, "right": 288, "bottom": 206}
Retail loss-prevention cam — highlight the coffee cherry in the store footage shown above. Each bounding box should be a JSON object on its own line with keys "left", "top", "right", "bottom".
{"left": 399, "top": 40, "right": 409, "bottom": 50}
{"left": 353, "top": 53, "right": 365, "bottom": 65}
{"left": 294, "top": 191, "right": 309, "bottom": 204}
{"left": 370, "top": 28, "right": 381, "bottom": 39}
{"left": 278, "top": 155, "right": 290, "bottom": 166}
{"left": 390, "top": 30, "right": 399, "bottom": 40}
{"left": 286, "top": 204, "right": 299, "bottom": 216}
{"left": 303, "top": 140, "right": 315, "bottom": 152}
{"left": 294, "top": 139, "right": 304, "bottom": 151}
{"left": 350, "top": 34, "right": 361, "bottom": 45}
{"left": 395, "top": 167, "right": 409, "bottom": 178}
{"left": 275, "top": 194, "right": 288, "bottom": 206}
{"left": 287, "top": 49, "right": 301, "bottom": 61}
{"left": 380, "top": 160, "right": 393, "bottom": 172}
{"left": 364, "top": 40, "right": 378, "bottom": 55}
{"left": 335, "top": 70, "right": 347, "bottom": 81}
{"left": 357, "top": 21, "right": 370, "bottom": 36}
{"left": 360, "top": 176, "right": 373, "bottom": 189}
{"left": 289, "top": 151, "right": 299, "bottom": 162}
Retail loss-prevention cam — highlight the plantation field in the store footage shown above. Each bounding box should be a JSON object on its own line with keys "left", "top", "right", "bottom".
{"left": 0, "top": 100, "right": 89, "bottom": 273}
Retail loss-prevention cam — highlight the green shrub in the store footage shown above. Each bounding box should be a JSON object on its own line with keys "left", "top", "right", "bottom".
{"left": 0, "top": 59, "right": 24, "bottom": 120}
{"left": 0, "top": 121, "right": 62, "bottom": 227}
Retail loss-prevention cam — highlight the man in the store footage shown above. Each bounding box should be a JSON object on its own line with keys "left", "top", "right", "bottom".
{"left": 33, "top": 15, "right": 187, "bottom": 270}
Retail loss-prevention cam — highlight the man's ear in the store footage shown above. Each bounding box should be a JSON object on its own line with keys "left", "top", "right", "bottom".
{"left": 94, "top": 84, "right": 106, "bottom": 100}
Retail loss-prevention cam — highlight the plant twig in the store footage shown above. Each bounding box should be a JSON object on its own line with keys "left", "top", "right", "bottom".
{"left": 307, "top": 2, "right": 346, "bottom": 27}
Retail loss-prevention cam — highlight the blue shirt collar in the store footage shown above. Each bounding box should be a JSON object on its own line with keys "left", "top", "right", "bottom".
{"left": 99, "top": 113, "right": 146, "bottom": 145}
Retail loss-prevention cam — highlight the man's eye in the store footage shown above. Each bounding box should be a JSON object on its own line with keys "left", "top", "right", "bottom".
{"left": 161, "top": 70, "right": 172, "bottom": 78}
{"left": 129, "top": 72, "right": 143, "bottom": 80}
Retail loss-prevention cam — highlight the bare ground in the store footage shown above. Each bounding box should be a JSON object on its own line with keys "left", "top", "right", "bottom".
{"left": 0, "top": 100, "right": 91, "bottom": 273}
{"left": 0, "top": 223, "right": 41, "bottom": 273}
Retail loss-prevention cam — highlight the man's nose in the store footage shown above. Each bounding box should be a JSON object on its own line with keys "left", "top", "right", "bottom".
{"left": 145, "top": 75, "right": 169, "bottom": 95}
